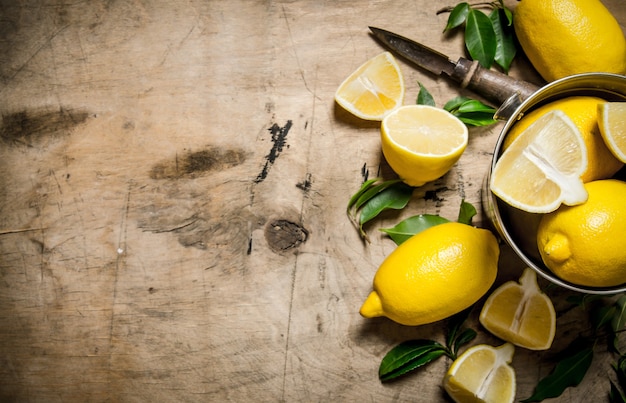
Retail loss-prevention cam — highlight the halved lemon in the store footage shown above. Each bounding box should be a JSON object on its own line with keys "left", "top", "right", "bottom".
{"left": 334, "top": 52, "right": 404, "bottom": 121}
{"left": 381, "top": 105, "right": 468, "bottom": 186}
{"left": 479, "top": 268, "right": 556, "bottom": 351}
{"left": 490, "top": 110, "right": 588, "bottom": 213}
{"left": 598, "top": 102, "right": 626, "bottom": 163}
{"left": 443, "top": 343, "right": 516, "bottom": 403}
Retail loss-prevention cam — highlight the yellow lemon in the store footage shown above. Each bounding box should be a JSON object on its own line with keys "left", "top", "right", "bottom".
{"left": 479, "top": 268, "right": 556, "bottom": 351}
{"left": 490, "top": 110, "right": 588, "bottom": 213}
{"left": 443, "top": 343, "right": 516, "bottom": 403}
{"left": 381, "top": 104, "right": 468, "bottom": 187}
{"left": 504, "top": 96, "right": 623, "bottom": 182}
{"left": 334, "top": 52, "right": 404, "bottom": 121}
{"left": 514, "top": 0, "right": 626, "bottom": 82}
{"left": 537, "top": 179, "right": 626, "bottom": 288}
{"left": 598, "top": 102, "right": 626, "bottom": 163}
{"left": 359, "top": 222, "right": 499, "bottom": 326}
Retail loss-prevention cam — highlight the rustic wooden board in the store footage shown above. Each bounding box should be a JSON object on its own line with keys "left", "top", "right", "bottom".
{"left": 0, "top": 0, "right": 625, "bottom": 401}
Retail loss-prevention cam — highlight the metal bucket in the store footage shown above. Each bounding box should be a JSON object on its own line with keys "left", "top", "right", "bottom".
{"left": 483, "top": 73, "right": 626, "bottom": 294}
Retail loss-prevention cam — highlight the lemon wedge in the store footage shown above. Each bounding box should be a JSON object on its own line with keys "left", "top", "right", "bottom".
{"left": 381, "top": 105, "right": 468, "bottom": 186}
{"left": 479, "top": 268, "right": 556, "bottom": 350}
{"left": 443, "top": 343, "right": 516, "bottom": 403}
{"left": 598, "top": 102, "right": 626, "bottom": 163}
{"left": 334, "top": 52, "right": 404, "bottom": 121}
{"left": 490, "top": 110, "right": 588, "bottom": 213}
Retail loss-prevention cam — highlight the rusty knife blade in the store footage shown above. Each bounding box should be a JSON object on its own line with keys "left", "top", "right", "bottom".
{"left": 369, "top": 26, "right": 456, "bottom": 77}
{"left": 369, "top": 26, "right": 540, "bottom": 107}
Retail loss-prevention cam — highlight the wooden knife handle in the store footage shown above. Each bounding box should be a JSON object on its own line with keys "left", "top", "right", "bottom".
{"left": 451, "top": 58, "right": 540, "bottom": 106}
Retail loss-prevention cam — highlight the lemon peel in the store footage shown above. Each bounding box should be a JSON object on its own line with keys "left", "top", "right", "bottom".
{"left": 359, "top": 222, "right": 498, "bottom": 326}
{"left": 537, "top": 179, "right": 626, "bottom": 288}
{"left": 514, "top": 0, "right": 626, "bottom": 81}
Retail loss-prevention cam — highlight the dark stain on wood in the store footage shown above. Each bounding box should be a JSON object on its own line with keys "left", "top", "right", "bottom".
{"left": 264, "top": 219, "right": 308, "bottom": 253}
{"left": 150, "top": 147, "right": 247, "bottom": 179}
{"left": 296, "top": 173, "right": 312, "bottom": 192}
{"left": 0, "top": 106, "right": 90, "bottom": 147}
{"left": 254, "top": 120, "right": 292, "bottom": 183}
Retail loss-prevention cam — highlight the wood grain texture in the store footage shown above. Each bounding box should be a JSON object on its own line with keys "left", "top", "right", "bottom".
{"left": 0, "top": 0, "right": 624, "bottom": 401}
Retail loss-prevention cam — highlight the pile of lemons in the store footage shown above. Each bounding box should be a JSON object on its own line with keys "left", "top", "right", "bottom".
{"left": 334, "top": 0, "right": 626, "bottom": 401}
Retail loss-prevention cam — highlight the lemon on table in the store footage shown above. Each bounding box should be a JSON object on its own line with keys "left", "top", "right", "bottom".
{"left": 514, "top": 0, "right": 626, "bottom": 82}
{"left": 359, "top": 222, "right": 499, "bottom": 326}
{"left": 598, "top": 102, "right": 626, "bottom": 163}
{"left": 479, "top": 268, "right": 556, "bottom": 351}
{"left": 503, "top": 96, "right": 623, "bottom": 182}
{"left": 334, "top": 52, "right": 404, "bottom": 121}
{"left": 490, "top": 110, "right": 588, "bottom": 213}
{"left": 537, "top": 179, "right": 626, "bottom": 288}
{"left": 381, "top": 104, "right": 468, "bottom": 187}
{"left": 443, "top": 343, "right": 516, "bottom": 403}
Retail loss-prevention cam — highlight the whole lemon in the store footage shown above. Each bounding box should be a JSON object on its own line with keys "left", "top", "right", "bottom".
{"left": 514, "top": 0, "right": 626, "bottom": 82}
{"left": 360, "top": 222, "right": 499, "bottom": 326}
{"left": 503, "top": 96, "right": 623, "bottom": 182}
{"left": 537, "top": 179, "right": 626, "bottom": 288}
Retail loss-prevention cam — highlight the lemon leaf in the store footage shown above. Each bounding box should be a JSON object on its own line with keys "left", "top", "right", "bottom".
{"left": 521, "top": 343, "right": 594, "bottom": 402}
{"left": 457, "top": 199, "right": 477, "bottom": 225}
{"left": 489, "top": 8, "right": 516, "bottom": 72}
{"left": 611, "top": 295, "right": 626, "bottom": 333}
{"left": 380, "top": 214, "right": 449, "bottom": 245}
{"left": 359, "top": 182, "right": 413, "bottom": 227}
{"left": 416, "top": 82, "right": 436, "bottom": 106}
{"left": 346, "top": 177, "right": 380, "bottom": 214}
{"left": 443, "top": 97, "right": 497, "bottom": 127}
{"left": 465, "top": 9, "right": 496, "bottom": 68}
{"left": 443, "top": 2, "right": 470, "bottom": 32}
{"left": 379, "top": 339, "right": 447, "bottom": 382}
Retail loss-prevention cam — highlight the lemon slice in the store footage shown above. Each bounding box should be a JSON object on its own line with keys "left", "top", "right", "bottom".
{"left": 479, "top": 268, "right": 556, "bottom": 350}
{"left": 598, "top": 102, "right": 626, "bottom": 163}
{"left": 443, "top": 343, "right": 516, "bottom": 403}
{"left": 334, "top": 52, "right": 404, "bottom": 121}
{"left": 381, "top": 105, "right": 468, "bottom": 186}
{"left": 490, "top": 110, "right": 588, "bottom": 213}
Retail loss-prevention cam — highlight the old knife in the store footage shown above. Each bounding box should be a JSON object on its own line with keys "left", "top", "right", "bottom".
{"left": 369, "top": 26, "right": 540, "bottom": 107}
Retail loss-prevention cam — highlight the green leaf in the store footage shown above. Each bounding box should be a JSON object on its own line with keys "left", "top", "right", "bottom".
{"left": 489, "top": 8, "right": 516, "bottom": 72}
{"left": 521, "top": 345, "right": 594, "bottom": 402}
{"left": 380, "top": 214, "right": 449, "bottom": 245}
{"left": 359, "top": 182, "right": 413, "bottom": 226}
{"left": 612, "top": 295, "right": 626, "bottom": 333}
{"left": 614, "top": 355, "right": 626, "bottom": 394}
{"left": 444, "top": 2, "right": 470, "bottom": 31}
{"left": 610, "top": 381, "right": 626, "bottom": 403}
{"left": 354, "top": 179, "right": 404, "bottom": 212}
{"left": 592, "top": 304, "right": 618, "bottom": 331}
{"left": 347, "top": 177, "right": 380, "bottom": 213}
{"left": 452, "top": 328, "right": 477, "bottom": 357}
{"left": 464, "top": 9, "right": 497, "bottom": 68}
{"left": 457, "top": 200, "right": 477, "bottom": 225}
{"left": 416, "top": 82, "right": 436, "bottom": 106}
{"left": 445, "top": 306, "right": 474, "bottom": 349}
{"left": 379, "top": 339, "right": 447, "bottom": 382}
{"left": 444, "top": 97, "right": 497, "bottom": 127}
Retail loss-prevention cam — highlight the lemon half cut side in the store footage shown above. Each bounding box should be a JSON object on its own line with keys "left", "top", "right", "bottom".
{"left": 381, "top": 105, "right": 468, "bottom": 187}
{"left": 598, "top": 102, "right": 626, "bottom": 163}
{"left": 334, "top": 52, "right": 404, "bottom": 121}
{"left": 490, "top": 110, "right": 588, "bottom": 213}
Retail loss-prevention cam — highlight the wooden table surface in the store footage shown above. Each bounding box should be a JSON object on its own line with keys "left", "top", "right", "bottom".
{"left": 1, "top": 1, "right": 624, "bottom": 401}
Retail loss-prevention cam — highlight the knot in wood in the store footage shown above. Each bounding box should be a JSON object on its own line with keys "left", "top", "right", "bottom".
{"left": 264, "top": 219, "right": 308, "bottom": 253}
